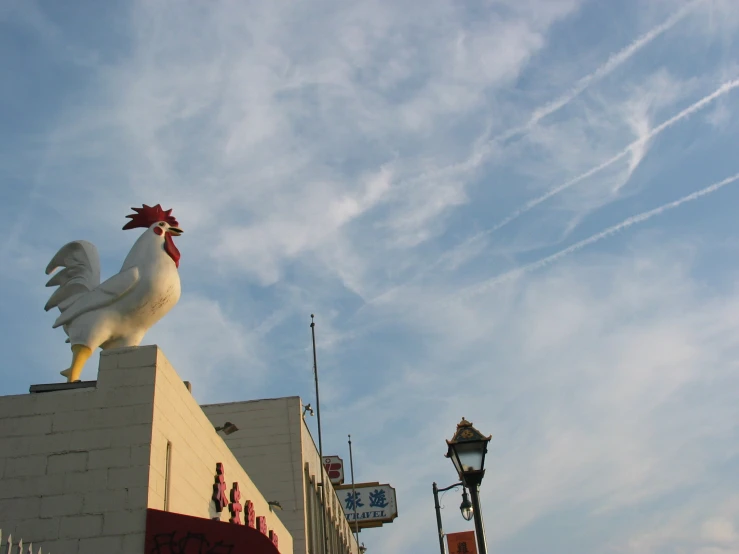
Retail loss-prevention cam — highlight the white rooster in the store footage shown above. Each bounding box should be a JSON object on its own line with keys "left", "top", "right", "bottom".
{"left": 44, "top": 204, "right": 183, "bottom": 382}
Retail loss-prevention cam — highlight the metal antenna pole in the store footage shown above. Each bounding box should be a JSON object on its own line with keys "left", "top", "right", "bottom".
{"left": 311, "top": 315, "right": 329, "bottom": 554}
{"left": 348, "top": 434, "right": 360, "bottom": 544}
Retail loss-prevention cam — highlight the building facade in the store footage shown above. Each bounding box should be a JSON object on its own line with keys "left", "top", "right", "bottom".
{"left": 0, "top": 346, "right": 292, "bottom": 553}
{"left": 202, "top": 398, "right": 360, "bottom": 554}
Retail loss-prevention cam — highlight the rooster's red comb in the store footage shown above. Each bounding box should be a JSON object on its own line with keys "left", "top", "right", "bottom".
{"left": 122, "top": 204, "right": 179, "bottom": 230}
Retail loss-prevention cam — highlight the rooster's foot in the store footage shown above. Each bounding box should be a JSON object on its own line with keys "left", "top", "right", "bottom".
{"left": 59, "top": 368, "right": 81, "bottom": 383}
{"left": 61, "top": 345, "right": 92, "bottom": 383}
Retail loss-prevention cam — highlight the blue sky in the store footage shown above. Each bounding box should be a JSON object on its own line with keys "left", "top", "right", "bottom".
{"left": 2, "top": 0, "right": 739, "bottom": 552}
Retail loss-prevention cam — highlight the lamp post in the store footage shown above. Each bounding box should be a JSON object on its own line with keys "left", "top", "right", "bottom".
{"left": 432, "top": 482, "right": 474, "bottom": 554}
{"left": 445, "top": 418, "right": 491, "bottom": 554}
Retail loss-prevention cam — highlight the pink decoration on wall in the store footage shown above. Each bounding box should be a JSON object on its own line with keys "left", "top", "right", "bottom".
{"left": 246, "top": 500, "right": 256, "bottom": 529}
{"left": 230, "top": 482, "right": 243, "bottom": 524}
{"left": 213, "top": 463, "right": 229, "bottom": 512}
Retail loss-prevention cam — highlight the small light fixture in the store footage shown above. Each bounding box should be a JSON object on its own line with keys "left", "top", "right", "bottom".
{"left": 359, "top": 545, "right": 367, "bottom": 553}
{"left": 215, "top": 421, "right": 239, "bottom": 435}
{"left": 303, "top": 404, "right": 314, "bottom": 417}
{"left": 268, "top": 500, "right": 283, "bottom": 511}
{"left": 460, "top": 488, "right": 474, "bottom": 521}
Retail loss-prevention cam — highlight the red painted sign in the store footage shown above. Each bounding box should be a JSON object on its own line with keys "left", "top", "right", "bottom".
{"left": 145, "top": 509, "right": 280, "bottom": 553}
{"left": 212, "top": 463, "right": 228, "bottom": 512}
{"left": 245, "top": 500, "right": 256, "bottom": 528}
{"left": 256, "top": 516, "right": 268, "bottom": 536}
{"left": 323, "top": 455, "right": 344, "bottom": 485}
{"left": 209, "top": 463, "right": 278, "bottom": 544}
{"left": 447, "top": 531, "right": 477, "bottom": 554}
{"left": 229, "top": 483, "right": 243, "bottom": 524}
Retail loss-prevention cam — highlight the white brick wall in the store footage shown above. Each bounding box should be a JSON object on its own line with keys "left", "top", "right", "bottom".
{"left": 0, "top": 345, "right": 293, "bottom": 554}
{"left": 202, "top": 398, "right": 359, "bottom": 554}
{"left": 0, "top": 346, "right": 156, "bottom": 552}
{"left": 146, "top": 351, "right": 292, "bottom": 553}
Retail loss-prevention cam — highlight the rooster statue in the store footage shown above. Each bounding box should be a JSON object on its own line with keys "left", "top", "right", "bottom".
{"left": 44, "top": 204, "right": 183, "bottom": 382}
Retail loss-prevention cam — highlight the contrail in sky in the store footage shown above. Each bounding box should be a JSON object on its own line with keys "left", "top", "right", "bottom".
{"left": 436, "top": 79, "right": 739, "bottom": 271}
{"left": 460, "top": 171, "right": 739, "bottom": 297}
{"left": 489, "top": 78, "right": 739, "bottom": 233}
{"left": 521, "top": 0, "right": 706, "bottom": 131}
{"left": 363, "top": 1, "right": 713, "bottom": 309}
{"left": 401, "top": 0, "right": 706, "bottom": 188}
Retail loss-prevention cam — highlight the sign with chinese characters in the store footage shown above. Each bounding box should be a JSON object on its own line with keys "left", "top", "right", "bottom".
{"left": 210, "top": 463, "right": 279, "bottom": 549}
{"left": 323, "top": 455, "right": 344, "bottom": 485}
{"left": 335, "top": 482, "right": 398, "bottom": 529}
{"left": 446, "top": 531, "right": 477, "bottom": 554}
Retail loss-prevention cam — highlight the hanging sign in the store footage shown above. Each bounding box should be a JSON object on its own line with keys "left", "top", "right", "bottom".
{"left": 447, "top": 531, "right": 477, "bottom": 554}
{"left": 323, "top": 455, "right": 344, "bottom": 485}
{"left": 335, "top": 482, "right": 398, "bottom": 529}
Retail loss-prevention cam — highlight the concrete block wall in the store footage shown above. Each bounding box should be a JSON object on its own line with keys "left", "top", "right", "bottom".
{"left": 202, "top": 398, "right": 358, "bottom": 554}
{"left": 0, "top": 346, "right": 157, "bottom": 553}
{"left": 148, "top": 349, "right": 292, "bottom": 553}
{"left": 202, "top": 398, "right": 306, "bottom": 553}
{"left": 0, "top": 345, "right": 293, "bottom": 554}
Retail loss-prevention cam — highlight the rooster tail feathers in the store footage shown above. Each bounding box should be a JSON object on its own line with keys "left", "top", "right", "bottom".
{"left": 44, "top": 241, "right": 101, "bottom": 313}
{"left": 52, "top": 266, "right": 139, "bottom": 329}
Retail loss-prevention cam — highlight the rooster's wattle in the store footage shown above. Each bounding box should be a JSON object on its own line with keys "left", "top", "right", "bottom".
{"left": 44, "top": 204, "right": 183, "bottom": 382}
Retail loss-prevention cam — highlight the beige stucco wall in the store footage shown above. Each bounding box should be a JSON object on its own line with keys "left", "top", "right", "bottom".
{"left": 143, "top": 346, "right": 291, "bottom": 553}
{"left": 0, "top": 347, "right": 157, "bottom": 553}
{"left": 202, "top": 397, "right": 306, "bottom": 552}
{"left": 0, "top": 346, "right": 292, "bottom": 554}
{"left": 202, "top": 397, "right": 359, "bottom": 554}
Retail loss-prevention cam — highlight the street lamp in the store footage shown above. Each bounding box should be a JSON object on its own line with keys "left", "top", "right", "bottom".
{"left": 459, "top": 489, "right": 474, "bottom": 522}
{"left": 446, "top": 418, "right": 491, "bottom": 554}
{"left": 432, "top": 482, "right": 474, "bottom": 554}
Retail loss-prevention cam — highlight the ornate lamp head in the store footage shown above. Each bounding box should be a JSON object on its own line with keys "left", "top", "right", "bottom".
{"left": 445, "top": 417, "right": 492, "bottom": 487}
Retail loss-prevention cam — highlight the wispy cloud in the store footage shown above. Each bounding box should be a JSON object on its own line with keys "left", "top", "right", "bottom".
{"left": 483, "top": 78, "right": 739, "bottom": 235}
{"left": 505, "top": 0, "right": 706, "bottom": 136}
{"left": 356, "top": 242, "right": 739, "bottom": 551}
{"left": 462, "top": 171, "right": 739, "bottom": 296}
{"left": 399, "top": 0, "right": 706, "bottom": 191}
{"left": 3, "top": 0, "right": 739, "bottom": 552}
{"left": 363, "top": 73, "right": 737, "bottom": 308}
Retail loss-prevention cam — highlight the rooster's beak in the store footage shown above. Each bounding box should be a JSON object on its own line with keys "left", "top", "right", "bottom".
{"left": 168, "top": 227, "right": 183, "bottom": 236}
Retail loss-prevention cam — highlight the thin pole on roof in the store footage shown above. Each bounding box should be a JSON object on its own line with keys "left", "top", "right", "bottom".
{"left": 311, "top": 314, "right": 329, "bottom": 554}
{"left": 348, "top": 434, "right": 360, "bottom": 544}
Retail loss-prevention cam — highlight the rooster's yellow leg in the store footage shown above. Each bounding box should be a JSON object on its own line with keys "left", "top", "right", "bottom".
{"left": 60, "top": 345, "right": 92, "bottom": 383}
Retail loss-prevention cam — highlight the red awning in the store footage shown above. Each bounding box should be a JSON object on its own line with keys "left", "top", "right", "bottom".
{"left": 145, "top": 509, "right": 282, "bottom": 553}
